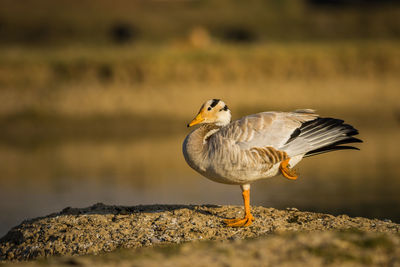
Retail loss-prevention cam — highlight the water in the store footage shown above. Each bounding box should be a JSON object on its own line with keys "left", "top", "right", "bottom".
{"left": 0, "top": 117, "right": 399, "bottom": 237}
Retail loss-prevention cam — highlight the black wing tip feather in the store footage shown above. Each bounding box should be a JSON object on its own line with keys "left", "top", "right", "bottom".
{"left": 300, "top": 117, "right": 344, "bottom": 132}
{"left": 286, "top": 128, "right": 301, "bottom": 144}
{"left": 331, "top": 137, "right": 363, "bottom": 146}
{"left": 286, "top": 117, "right": 362, "bottom": 143}
{"left": 304, "top": 117, "right": 363, "bottom": 157}
{"left": 286, "top": 116, "right": 363, "bottom": 156}
{"left": 304, "top": 145, "right": 360, "bottom": 158}
{"left": 301, "top": 117, "right": 361, "bottom": 136}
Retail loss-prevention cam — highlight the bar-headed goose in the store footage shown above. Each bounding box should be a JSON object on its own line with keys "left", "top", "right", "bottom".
{"left": 183, "top": 99, "right": 362, "bottom": 227}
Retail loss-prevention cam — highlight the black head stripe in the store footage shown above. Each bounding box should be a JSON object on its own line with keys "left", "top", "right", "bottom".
{"left": 220, "top": 105, "right": 228, "bottom": 111}
{"left": 210, "top": 99, "right": 220, "bottom": 108}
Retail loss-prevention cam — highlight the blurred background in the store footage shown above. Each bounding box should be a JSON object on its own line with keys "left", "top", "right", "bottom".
{"left": 0, "top": 0, "right": 399, "bottom": 237}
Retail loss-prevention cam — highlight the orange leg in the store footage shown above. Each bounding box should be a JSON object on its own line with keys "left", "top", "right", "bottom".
{"left": 224, "top": 188, "right": 254, "bottom": 227}
{"left": 280, "top": 158, "right": 298, "bottom": 180}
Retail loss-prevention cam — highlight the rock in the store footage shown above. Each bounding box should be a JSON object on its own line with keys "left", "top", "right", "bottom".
{"left": 0, "top": 203, "right": 399, "bottom": 263}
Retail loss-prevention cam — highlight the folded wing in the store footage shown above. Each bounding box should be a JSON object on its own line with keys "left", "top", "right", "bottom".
{"left": 218, "top": 111, "right": 318, "bottom": 152}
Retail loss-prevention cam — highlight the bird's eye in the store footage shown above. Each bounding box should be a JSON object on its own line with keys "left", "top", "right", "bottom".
{"left": 207, "top": 107, "right": 212, "bottom": 111}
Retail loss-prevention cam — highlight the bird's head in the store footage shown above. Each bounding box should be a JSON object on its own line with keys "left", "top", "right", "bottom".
{"left": 187, "top": 99, "right": 231, "bottom": 127}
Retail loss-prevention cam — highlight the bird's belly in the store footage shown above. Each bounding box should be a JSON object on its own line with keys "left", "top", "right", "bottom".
{"left": 199, "top": 154, "right": 303, "bottom": 185}
{"left": 183, "top": 135, "right": 298, "bottom": 185}
{"left": 200, "top": 162, "right": 282, "bottom": 185}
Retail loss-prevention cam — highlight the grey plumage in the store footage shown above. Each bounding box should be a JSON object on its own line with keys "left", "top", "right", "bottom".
{"left": 183, "top": 101, "right": 362, "bottom": 186}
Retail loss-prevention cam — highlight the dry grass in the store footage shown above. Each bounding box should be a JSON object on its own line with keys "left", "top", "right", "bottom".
{"left": 0, "top": 41, "right": 399, "bottom": 118}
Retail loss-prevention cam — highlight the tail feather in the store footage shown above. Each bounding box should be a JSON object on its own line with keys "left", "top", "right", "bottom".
{"left": 283, "top": 117, "right": 362, "bottom": 157}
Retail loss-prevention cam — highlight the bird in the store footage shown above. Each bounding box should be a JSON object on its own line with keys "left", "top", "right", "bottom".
{"left": 182, "top": 99, "right": 362, "bottom": 227}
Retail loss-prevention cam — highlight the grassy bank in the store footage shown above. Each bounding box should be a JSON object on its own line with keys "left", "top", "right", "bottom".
{"left": 1, "top": 41, "right": 399, "bottom": 86}
{"left": 0, "top": 41, "right": 399, "bottom": 119}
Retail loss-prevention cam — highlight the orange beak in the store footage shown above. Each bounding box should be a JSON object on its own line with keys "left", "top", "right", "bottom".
{"left": 187, "top": 112, "right": 204, "bottom": 127}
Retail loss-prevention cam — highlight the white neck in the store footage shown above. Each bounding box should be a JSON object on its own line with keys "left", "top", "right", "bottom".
{"left": 215, "top": 110, "right": 231, "bottom": 126}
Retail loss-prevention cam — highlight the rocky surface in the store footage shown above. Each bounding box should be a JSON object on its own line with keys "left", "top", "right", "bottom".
{"left": 1, "top": 203, "right": 399, "bottom": 264}
{"left": 7, "top": 231, "right": 400, "bottom": 267}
